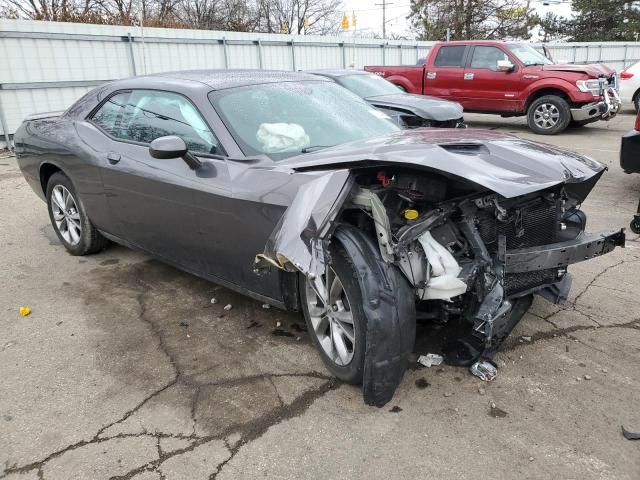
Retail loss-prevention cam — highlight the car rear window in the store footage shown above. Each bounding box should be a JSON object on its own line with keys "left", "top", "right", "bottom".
{"left": 434, "top": 46, "right": 466, "bottom": 67}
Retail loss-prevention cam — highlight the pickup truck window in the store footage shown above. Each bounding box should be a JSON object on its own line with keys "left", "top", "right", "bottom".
{"left": 434, "top": 46, "right": 466, "bottom": 67}
{"left": 507, "top": 43, "right": 553, "bottom": 66}
{"left": 470, "top": 46, "right": 509, "bottom": 71}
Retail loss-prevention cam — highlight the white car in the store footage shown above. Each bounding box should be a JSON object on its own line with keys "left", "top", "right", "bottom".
{"left": 620, "top": 60, "right": 640, "bottom": 112}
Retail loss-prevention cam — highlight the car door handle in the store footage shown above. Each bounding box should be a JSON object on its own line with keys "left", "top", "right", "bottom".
{"left": 464, "top": 73, "right": 474, "bottom": 80}
{"left": 107, "top": 152, "right": 121, "bottom": 165}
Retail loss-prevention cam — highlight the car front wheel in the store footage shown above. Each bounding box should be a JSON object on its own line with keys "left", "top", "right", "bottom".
{"left": 300, "top": 242, "right": 367, "bottom": 384}
{"left": 46, "top": 172, "right": 108, "bottom": 255}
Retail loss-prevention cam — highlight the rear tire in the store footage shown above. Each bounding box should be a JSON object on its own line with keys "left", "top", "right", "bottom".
{"left": 46, "top": 172, "right": 108, "bottom": 255}
{"left": 633, "top": 93, "right": 640, "bottom": 114}
{"left": 527, "top": 95, "right": 571, "bottom": 135}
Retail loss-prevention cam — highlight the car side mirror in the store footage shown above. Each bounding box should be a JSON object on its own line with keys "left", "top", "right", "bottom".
{"left": 149, "top": 136, "right": 201, "bottom": 170}
{"left": 497, "top": 60, "right": 515, "bottom": 72}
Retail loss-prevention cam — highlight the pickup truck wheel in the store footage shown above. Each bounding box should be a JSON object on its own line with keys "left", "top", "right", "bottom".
{"left": 527, "top": 95, "right": 571, "bottom": 135}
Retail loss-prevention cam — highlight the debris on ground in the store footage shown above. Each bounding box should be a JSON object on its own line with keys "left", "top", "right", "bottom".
{"left": 414, "top": 378, "right": 430, "bottom": 389}
{"left": 417, "top": 353, "right": 444, "bottom": 368}
{"left": 528, "top": 457, "right": 535, "bottom": 462}
{"left": 478, "top": 387, "right": 486, "bottom": 395}
{"left": 621, "top": 426, "right": 640, "bottom": 440}
{"left": 276, "top": 321, "right": 281, "bottom": 327}
{"left": 18, "top": 306, "right": 32, "bottom": 317}
{"left": 443, "top": 392, "right": 453, "bottom": 397}
{"left": 389, "top": 406, "right": 403, "bottom": 413}
{"left": 470, "top": 360, "right": 497, "bottom": 382}
{"left": 584, "top": 374, "right": 592, "bottom": 380}
{"left": 261, "top": 303, "right": 270, "bottom": 309}
{"left": 179, "top": 321, "right": 189, "bottom": 328}
{"left": 223, "top": 304, "right": 232, "bottom": 311}
{"left": 521, "top": 336, "right": 532, "bottom": 342}
{"left": 210, "top": 297, "right": 217, "bottom": 304}
{"left": 489, "top": 402, "right": 508, "bottom": 418}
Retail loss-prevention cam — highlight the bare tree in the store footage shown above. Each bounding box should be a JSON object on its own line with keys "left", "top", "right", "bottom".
{"left": 408, "top": 0, "right": 536, "bottom": 41}
{"left": 257, "top": 0, "right": 342, "bottom": 35}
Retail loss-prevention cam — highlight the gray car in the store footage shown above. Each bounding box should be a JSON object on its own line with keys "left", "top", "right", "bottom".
{"left": 307, "top": 69, "right": 465, "bottom": 128}
{"left": 14, "top": 70, "right": 624, "bottom": 406}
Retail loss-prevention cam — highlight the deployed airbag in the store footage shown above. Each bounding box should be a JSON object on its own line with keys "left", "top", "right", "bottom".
{"left": 256, "top": 123, "right": 310, "bottom": 153}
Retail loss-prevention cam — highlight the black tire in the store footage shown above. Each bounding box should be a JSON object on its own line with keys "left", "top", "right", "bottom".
{"left": 630, "top": 217, "right": 640, "bottom": 235}
{"left": 527, "top": 95, "right": 571, "bottom": 135}
{"left": 634, "top": 93, "right": 640, "bottom": 114}
{"left": 300, "top": 241, "right": 367, "bottom": 384}
{"left": 46, "top": 172, "right": 109, "bottom": 255}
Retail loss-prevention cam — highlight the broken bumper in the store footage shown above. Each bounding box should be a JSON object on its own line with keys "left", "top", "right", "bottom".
{"left": 570, "top": 89, "right": 621, "bottom": 122}
{"left": 504, "top": 229, "right": 626, "bottom": 274}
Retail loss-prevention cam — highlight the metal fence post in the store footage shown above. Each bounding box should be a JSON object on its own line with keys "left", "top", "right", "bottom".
{"left": 598, "top": 44, "right": 603, "bottom": 63}
{"left": 585, "top": 44, "right": 590, "bottom": 64}
{"left": 623, "top": 44, "right": 629, "bottom": 67}
{"left": 222, "top": 37, "right": 229, "bottom": 68}
{"left": 341, "top": 42, "right": 347, "bottom": 68}
{"left": 257, "top": 39, "right": 264, "bottom": 69}
{"left": 291, "top": 39, "right": 297, "bottom": 71}
{"left": 0, "top": 96, "right": 12, "bottom": 150}
{"left": 127, "top": 33, "right": 137, "bottom": 75}
{"left": 382, "top": 43, "right": 386, "bottom": 65}
{"left": 416, "top": 44, "right": 419, "bottom": 63}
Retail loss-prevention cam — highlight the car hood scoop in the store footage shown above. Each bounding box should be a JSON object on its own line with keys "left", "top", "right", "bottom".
{"left": 281, "top": 129, "right": 604, "bottom": 198}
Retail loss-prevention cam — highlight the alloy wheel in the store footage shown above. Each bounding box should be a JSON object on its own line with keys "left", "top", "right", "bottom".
{"left": 50, "top": 185, "right": 82, "bottom": 245}
{"left": 305, "top": 267, "right": 356, "bottom": 366}
{"left": 533, "top": 103, "right": 560, "bottom": 130}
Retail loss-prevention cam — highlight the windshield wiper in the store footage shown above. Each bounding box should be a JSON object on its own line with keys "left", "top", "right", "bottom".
{"left": 301, "top": 145, "right": 335, "bottom": 153}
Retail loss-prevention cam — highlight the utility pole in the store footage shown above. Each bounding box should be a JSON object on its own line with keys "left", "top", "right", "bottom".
{"left": 374, "top": 0, "right": 394, "bottom": 38}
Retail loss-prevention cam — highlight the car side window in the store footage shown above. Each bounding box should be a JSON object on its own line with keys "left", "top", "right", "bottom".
{"left": 433, "top": 46, "right": 466, "bottom": 67}
{"left": 470, "top": 46, "right": 510, "bottom": 71}
{"left": 91, "top": 90, "right": 219, "bottom": 155}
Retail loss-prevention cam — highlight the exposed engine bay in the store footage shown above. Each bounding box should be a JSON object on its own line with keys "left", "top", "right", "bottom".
{"left": 342, "top": 166, "right": 623, "bottom": 365}
{"left": 255, "top": 162, "right": 624, "bottom": 406}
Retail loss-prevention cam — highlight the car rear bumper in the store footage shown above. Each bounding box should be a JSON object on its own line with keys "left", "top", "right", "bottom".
{"left": 621, "top": 128, "right": 640, "bottom": 173}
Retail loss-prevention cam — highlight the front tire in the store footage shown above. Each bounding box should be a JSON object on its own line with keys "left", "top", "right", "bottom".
{"left": 300, "top": 242, "right": 367, "bottom": 384}
{"left": 46, "top": 172, "right": 108, "bottom": 255}
{"left": 527, "top": 95, "right": 571, "bottom": 135}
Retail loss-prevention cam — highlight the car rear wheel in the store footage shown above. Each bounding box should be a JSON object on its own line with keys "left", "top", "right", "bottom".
{"left": 634, "top": 92, "right": 640, "bottom": 114}
{"left": 300, "top": 242, "right": 366, "bottom": 384}
{"left": 527, "top": 95, "right": 571, "bottom": 135}
{"left": 46, "top": 172, "right": 108, "bottom": 255}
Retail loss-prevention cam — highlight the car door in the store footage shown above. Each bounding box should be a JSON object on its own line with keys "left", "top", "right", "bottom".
{"left": 461, "top": 45, "right": 522, "bottom": 112}
{"left": 424, "top": 45, "right": 469, "bottom": 101}
{"left": 89, "top": 89, "right": 232, "bottom": 276}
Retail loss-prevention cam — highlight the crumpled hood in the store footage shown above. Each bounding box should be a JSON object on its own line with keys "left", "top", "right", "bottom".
{"left": 281, "top": 129, "right": 605, "bottom": 198}
{"left": 541, "top": 63, "right": 615, "bottom": 78}
{"left": 365, "top": 93, "right": 464, "bottom": 121}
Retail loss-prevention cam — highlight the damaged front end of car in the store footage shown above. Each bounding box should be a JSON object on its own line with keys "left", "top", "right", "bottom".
{"left": 255, "top": 132, "right": 625, "bottom": 407}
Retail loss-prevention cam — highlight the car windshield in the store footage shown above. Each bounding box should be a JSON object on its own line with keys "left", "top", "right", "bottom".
{"left": 507, "top": 43, "right": 553, "bottom": 66}
{"left": 210, "top": 81, "right": 400, "bottom": 160}
{"left": 337, "top": 73, "right": 404, "bottom": 98}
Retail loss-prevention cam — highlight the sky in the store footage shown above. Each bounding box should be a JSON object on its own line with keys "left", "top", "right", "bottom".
{"left": 340, "top": 0, "right": 574, "bottom": 40}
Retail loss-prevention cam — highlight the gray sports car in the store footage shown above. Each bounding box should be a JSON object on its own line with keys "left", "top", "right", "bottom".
{"left": 14, "top": 70, "right": 624, "bottom": 406}
{"left": 307, "top": 69, "right": 465, "bottom": 128}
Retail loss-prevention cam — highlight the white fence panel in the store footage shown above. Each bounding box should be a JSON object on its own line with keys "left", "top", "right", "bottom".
{"left": 1, "top": 18, "right": 640, "bottom": 148}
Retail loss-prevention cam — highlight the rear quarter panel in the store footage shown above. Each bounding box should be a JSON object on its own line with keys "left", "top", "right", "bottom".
{"left": 364, "top": 66, "right": 424, "bottom": 93}
{"left": 14, "top": 116, "right": 114, "bottom": 232}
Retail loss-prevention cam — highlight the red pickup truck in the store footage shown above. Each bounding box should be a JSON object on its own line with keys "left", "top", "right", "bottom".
{"left": 365, "top": 41, "right": 621, "bottom": 135}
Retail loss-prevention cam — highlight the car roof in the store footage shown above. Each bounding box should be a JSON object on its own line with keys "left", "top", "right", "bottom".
{"left": 306, "top": 69, "right": 370, "bottom": 79}
{"left": 435, "top": 40, "right": 509, "bottom": 46}
{"left": 133, "top": 69, "right": 331, "bottom": 90}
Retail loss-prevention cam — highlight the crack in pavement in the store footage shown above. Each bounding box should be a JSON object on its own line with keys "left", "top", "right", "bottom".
{"left": 1, "top": 262, "right": 338, "bottom": 479}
